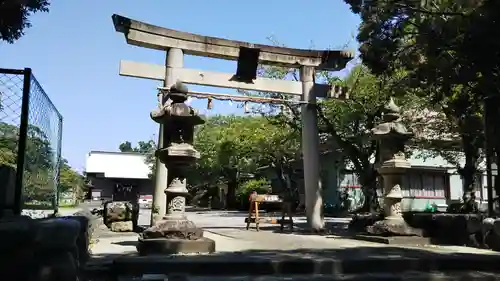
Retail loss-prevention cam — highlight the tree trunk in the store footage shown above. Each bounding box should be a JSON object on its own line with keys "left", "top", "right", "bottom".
{"left": 358, "top": 169, "right": 380, "bottom": 214}
{"left": 225, "top": 173, "right": 238, "bottom": 210}
{"left": 461, "top": 138, "right": 479, "bottom": 213}
{"left": 492, "top": 98, "right": 500, "bottom": 212}
{"left": 275, "top": 162, "right": 288, "bottom": 193}
{"left": 274, "top": 162, "right": 296, "bottom": 206}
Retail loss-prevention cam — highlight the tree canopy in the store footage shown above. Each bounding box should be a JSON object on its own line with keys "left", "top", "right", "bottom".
{"left": 343, "top": 0, "right": 498, "bottom": 211}
{"left": 125, "top": 115, "right": 301, "bottom": 208}
{"left": 245, "top": 62, "right": 435, "bottom": 213}
{"left": 0, "top": 0, "right": 50, "bottom": 43}
{"left": 193, "top": 115, "right": 301, "bottom": 208}
{"left": 0, "top": 121, "right": 81, "bottom": 206}
{"left": 119, "top": 140, "right": 156, "bottom": 154}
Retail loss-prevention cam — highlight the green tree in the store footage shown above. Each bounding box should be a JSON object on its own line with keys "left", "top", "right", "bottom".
{"left": 58, "top": 158, "right": 83, "bottom": 196}
{"left": 185, "top": 114, "right": 300, "bottom": 208}
{"left": 343, "top": 0, "right": 488, "bottom": 211}
{"left": 247, "top": 63, "right": 433, "bottom": 214}
{"left": 119, "top": 140, "right": 156, "bottom": 154}
{"left": 243, "top": 116, "right": 301, "bottom": 198}
{"left": 0, "top": 0, "right": 50, "bottom": 43}
{"left": 119, "top": 141, "right": 133, "bottom": 152}
{"left": 194, "top": 115, "right": 260, "bottom": 208}
{"left": 0, "top": 122, "right": 75, "bottom": 205}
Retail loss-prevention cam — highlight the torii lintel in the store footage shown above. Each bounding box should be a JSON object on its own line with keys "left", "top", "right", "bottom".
{"left": 112, "top": 14, "right": 354, "bottom": 71}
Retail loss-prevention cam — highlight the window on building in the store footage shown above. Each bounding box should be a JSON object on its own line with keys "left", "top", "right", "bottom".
{"left": 477, "top": 174, "right": 497, "bottom": 201}
{"left": 338, "top": 172, "right": 360, "bottom": 189}
{"left": 403, "top": 170, "right": 449, "bottom": 199}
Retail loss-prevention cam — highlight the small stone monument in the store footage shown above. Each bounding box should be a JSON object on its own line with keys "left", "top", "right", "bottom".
{"left": 367, "top": 97, "right": 417, "bottom": 236}
{"left": 104, "top": 183, "right": 139, "bottom": 232}
{"left": 137, "top": 81, "right": 215, "bottom": 255}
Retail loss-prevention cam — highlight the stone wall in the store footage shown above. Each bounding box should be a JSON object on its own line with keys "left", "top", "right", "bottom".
{"left": 0, "top": 209, "right": 102, "bottom": 281}
{"left": 349, "top": 212, "right": 500, "bottom": 251}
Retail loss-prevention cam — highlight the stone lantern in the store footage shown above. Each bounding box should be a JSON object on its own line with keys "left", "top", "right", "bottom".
{"left": 367, "top": 97, "right": 416, "bottom": 235}
{"left": 137, "top": 81, "right": 215, "bottom": 255}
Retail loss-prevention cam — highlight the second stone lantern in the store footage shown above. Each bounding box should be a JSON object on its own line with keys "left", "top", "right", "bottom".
{"left": 367, "top": 97, "right": 417, "bottom": 236}
{"left": 137, "top": 81, "right": 215, "bottom": 255}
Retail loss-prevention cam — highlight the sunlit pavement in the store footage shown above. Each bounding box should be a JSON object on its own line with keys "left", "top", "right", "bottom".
{"left": 90, "top": 206, "right": 499, "bottom": 256}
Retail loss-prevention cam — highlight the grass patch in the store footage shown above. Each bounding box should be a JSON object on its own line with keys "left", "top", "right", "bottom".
{"left": 59, "top": 203, "right": 78, "bottom": 208}
{"left": 23, "top": 201, "right": 79, "bottom": 210}
{"left": 23, "top": 202, "right": 54, "bottom": 210}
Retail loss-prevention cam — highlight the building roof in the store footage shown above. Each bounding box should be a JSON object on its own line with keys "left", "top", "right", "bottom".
{"left": 85, "top": 151, "right": 151, "bottom": 179}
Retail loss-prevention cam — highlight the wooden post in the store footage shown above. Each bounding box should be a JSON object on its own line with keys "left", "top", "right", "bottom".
{"left": 245, "top": 194, "right": 293, "bottom": 231}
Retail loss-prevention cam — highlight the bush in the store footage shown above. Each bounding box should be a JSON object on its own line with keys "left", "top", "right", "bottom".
{"left": 236, "top": 178, "right": 271, "bottom": 210}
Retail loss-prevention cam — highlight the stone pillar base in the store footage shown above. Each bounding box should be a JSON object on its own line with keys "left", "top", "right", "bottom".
{"left": 142, "top": 217, "right": 203, "bottom": 239}
{"left": 138, "top": 217, "right": 215, "bottom": 255}
{"left": 137, "top": 236, "right": 215, "bottom": 255}
{"left": 367, "top": 217, "right": 422, "bottom": 236}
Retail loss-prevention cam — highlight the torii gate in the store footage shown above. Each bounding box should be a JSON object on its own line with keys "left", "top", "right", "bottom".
{"left": 112, "top": 14, "right": 352, "bottom": 230}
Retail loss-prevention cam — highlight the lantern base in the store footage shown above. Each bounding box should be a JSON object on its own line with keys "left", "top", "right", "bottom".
{"left": 367, "top": 217, "right": 422, "bottom": 236}
{"left": 137, "top": 237, "right": 215, "bottom": 255}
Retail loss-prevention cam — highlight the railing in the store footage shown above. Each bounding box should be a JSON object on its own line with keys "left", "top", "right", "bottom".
{"left": 0, "top": 68, "right": 63, "bottom": 214}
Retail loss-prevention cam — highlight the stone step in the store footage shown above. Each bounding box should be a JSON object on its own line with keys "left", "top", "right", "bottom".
{"left": 108, "top": 254, "right": 500, "bottom": 276}
{"left": 114, "top": 271, "right": 500, "bottom": 281}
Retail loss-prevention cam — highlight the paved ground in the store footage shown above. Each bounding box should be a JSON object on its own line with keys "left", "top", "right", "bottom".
{"left": 90, "top": 208, "right": 499, "bottom": 258}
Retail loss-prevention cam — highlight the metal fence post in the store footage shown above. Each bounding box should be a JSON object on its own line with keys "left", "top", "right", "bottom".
{"left": 14, "top": 68, "right": 32, "bottom": 215}
{"left": 54, "top": 116, "right": 63, "bottom": 212}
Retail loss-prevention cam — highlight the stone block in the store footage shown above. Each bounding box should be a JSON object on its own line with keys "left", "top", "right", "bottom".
{"left": 36, "top": 250, "right": 78, "bottom": 281}
{"left": 0, "top": 165, "right": 16, "bottom": 214}
{"left": 429, "top": 213, "right": 484, "bottom": 246}
{"left": 142, "top": 218, "right": 203, "bottom": 240}
{"left": 347, "top": 213, "right": 383, "bottom": 233}
{"left": 493, "top": 218, "right": 500, "bottom": 236}
{"left": 0, "top": 216, "right": 80, "bottom": 281}
{"left": 483, "top": 217, "right": 495, "bottom": 232}
{"left": 62, "top": 215, "right": 91, "bottom": 264}
{"left": 137, "top": 237, "right": 215, "bottom": 255}
{"left": 34, "top": 218, "right": 80, "bottom": 251}
{"left": 104, "top": 201, "right": 139, "bottom": 226}
{"left": 467, "top": 215, "right": 483, "bottom": 233}
{"left": 351, "top": 234, "right": 431, "bottom": 245}
{"left": 111, "top": 220, "right": 134, "bottom": 232}
{"left": 112, "top": 253, "right": 500, "bottom": 277}
{"left": 366, "top": 219, "right": 422, "bottom": 236}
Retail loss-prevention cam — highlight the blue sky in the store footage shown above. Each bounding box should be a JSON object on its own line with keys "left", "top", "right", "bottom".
{"left": 0, "top": 0, "right": 360, "bottom": 172}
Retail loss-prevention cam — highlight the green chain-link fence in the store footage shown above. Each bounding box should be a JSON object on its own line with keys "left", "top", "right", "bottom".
{"left": 0, "top": 68, "right": 63, "bottom": 213}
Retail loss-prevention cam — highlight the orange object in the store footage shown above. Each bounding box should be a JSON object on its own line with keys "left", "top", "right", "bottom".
{"left": 249, "top": 191, "right": 257, "bottom": 202}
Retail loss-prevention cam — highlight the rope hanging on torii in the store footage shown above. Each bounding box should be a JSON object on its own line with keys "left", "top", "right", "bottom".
{"left": 157, "top": 45, "right": 349, "bottom": 113}
{"left": 157, "top": 84, "right": 349, "bottom": 113}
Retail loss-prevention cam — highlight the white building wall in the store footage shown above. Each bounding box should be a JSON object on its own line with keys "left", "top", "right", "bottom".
{"left": 410, "top": 149, "right": 497, "bottom": 203}
{"left": 85, "top": 151, "right": 151, "bottom": 179}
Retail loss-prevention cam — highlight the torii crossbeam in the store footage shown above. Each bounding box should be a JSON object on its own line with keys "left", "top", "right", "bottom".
{"left": 112, "top": 14, "right": 353, "bottom": 230}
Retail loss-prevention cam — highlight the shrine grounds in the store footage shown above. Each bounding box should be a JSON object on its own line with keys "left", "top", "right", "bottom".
{"left": 91, "top": 207, "right": 498, "bottom": 256}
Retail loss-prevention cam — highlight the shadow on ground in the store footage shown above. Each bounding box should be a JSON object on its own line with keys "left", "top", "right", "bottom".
{"left": 112, "top": 240, "right": 139, "bottom": 247}
{"left": 84, "top": 244, "right": 500, "bottom": 280}
{"left": 204, "top": 220, "right": 352, "bottom": 237}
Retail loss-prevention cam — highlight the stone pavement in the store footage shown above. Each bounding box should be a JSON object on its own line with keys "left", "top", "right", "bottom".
{"left": 85, "top": 209, "right": 500, "bottom": 279}
{"left": 91, "top": 209, "right": 499, "bottom": 257}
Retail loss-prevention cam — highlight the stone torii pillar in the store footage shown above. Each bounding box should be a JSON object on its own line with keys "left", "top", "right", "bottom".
{"left": 112, "top": 14, "right": 352, "bottom": 230}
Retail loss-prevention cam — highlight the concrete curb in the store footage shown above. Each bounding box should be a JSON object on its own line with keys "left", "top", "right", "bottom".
{"left": 105, "top": 254, "right": 500, "bottom": 276}
{"left": 125, "top": 271, "right": 500, "bottom": 281}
